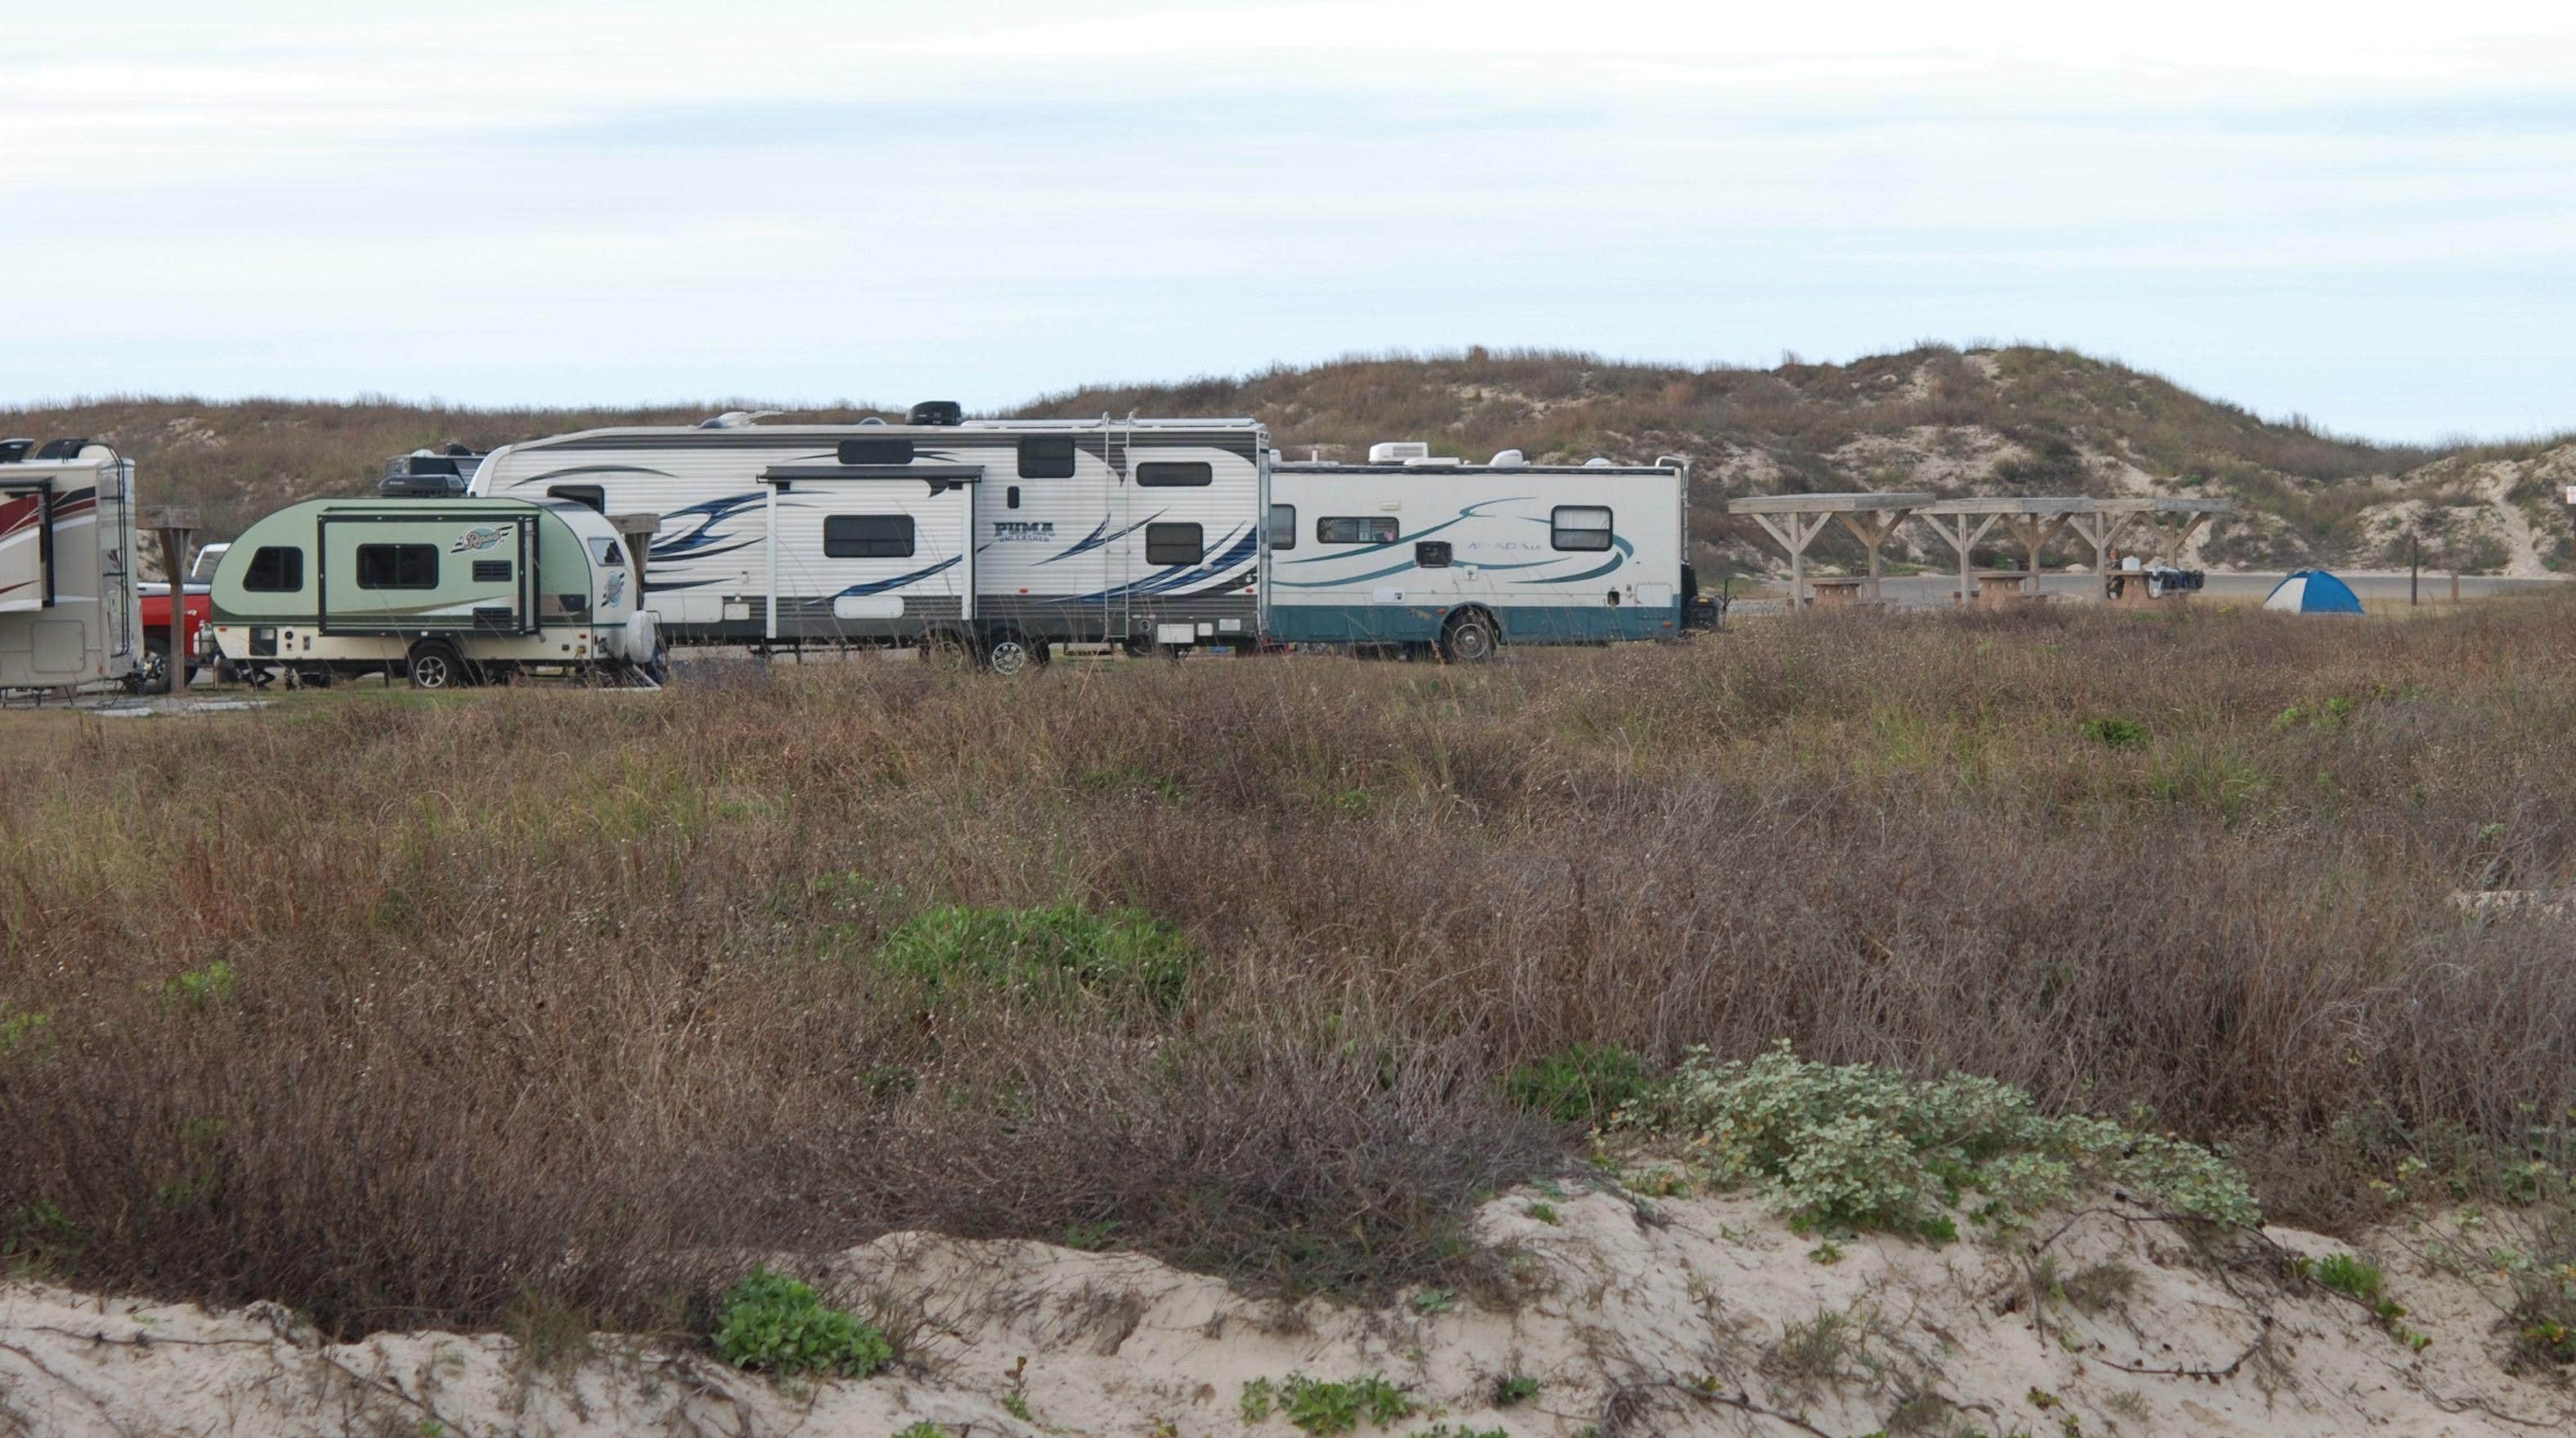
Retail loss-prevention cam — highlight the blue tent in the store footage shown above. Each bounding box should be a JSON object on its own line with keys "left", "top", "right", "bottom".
{"left": 2263, "top": 570, "right": 2364, "bottom": 615}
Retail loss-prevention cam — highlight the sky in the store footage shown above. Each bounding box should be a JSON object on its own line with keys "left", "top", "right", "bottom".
{"left": 4, "top": 1, "right": 2574, "bottom": 441}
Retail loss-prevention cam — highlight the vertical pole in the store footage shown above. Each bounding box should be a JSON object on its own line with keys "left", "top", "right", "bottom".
{"left": 1789, "top": 516, "right": 1807, "bottom": 611}
{"left": 2451, "top": 569, "right": 2460, "bottom": 605}
{"left": 764, "top": 479, "right": 779, "bottom": 643}
{"left": 157, "top": 527, "right": 188, "bottom": 697}
{"left": 1957, "top": 517, "right": 1972, "bottom": 610}
{"left": 1865, "top": 514, "right": 1884, "bottom": 602}
{"left": 2410, "top": 535, "right": 2419, "bottom": 607}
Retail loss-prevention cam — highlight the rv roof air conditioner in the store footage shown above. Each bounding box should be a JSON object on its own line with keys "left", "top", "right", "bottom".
{"left": 908, "top": 401, "right": 964, "bottom": 427}
{"left": 1583, "top": 457, "right": 1613, "bottom": 468}
{"left": 699, "top": 411, "right": 759, "bottom": 429}
{"left": 1489, "top": 449, "right": 1527, "bottom": 467}
{"left": 1368, "top": 441, "right": 1430, "bottom": 464}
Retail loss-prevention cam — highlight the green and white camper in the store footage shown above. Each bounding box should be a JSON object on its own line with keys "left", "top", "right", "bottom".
{"left": 209, "top": 497, "right": 660, "bottom": 688}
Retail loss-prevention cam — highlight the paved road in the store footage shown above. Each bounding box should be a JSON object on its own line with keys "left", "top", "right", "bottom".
{"left": 1843, "top": 571, "right": 2564, "bottom": 611}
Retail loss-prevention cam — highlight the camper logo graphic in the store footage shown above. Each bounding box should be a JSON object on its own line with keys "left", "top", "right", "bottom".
{"left": 450, "top": 526, "right": 510, "bottom": 553}
{"left": 602, "top": 570, "right": 626, "bottom": 607}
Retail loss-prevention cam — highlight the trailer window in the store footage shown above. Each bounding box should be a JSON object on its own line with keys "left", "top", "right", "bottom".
{"left": 587, "top": 537, "right": 624, "bottom": 567}
{"left": 1415, "top": 541, "right": 1452, "bottom": 567}
{"left": 824, "top": 514, "right": 915, "bottom": 558}
{"left": 1145, "top": 522, "right": 1202, "bottom": 567}
{"left": 547, "top": 484, "right": 606, "bottom": 513}
{"left": 1317, "top": 516, "right": 1399, "bottom": 544}
{"left": 1267, "top": 504, "right": 1296, "bottom": 550}
{"left": 1018, "top": 436, "right": 1077, "bottom": 478}
{"left": 355, "top": 544, "right": 438, "bottom": 589}
{"left": 837, "top": 437, "right": 913, "bottom": 466}
{"left": 242, "top": 545, "right": 303, "bottom": 592}
{"left": 1136, "top": 461, "right": 1211, "bottom": 487}
{"left": 1551, "top": 506, "right": 1613, "bottom": 552}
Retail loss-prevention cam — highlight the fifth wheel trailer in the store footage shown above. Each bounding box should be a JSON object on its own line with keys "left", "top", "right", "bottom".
{"left": 469, "top": 407, "right": 1267, "bottom": 670}
{"left": 0, "top": 439, "right": 140, "bottom": 692}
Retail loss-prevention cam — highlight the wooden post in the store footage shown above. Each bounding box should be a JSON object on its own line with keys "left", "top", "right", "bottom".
{"left": 1833, "top": 508, "right": 1914, "bottom": 603}
{"left": 139, "top": 506, "right": 200, "bottom": 699}
{"left": 2410, "top": 535, "right": 2419, "bottom": 607}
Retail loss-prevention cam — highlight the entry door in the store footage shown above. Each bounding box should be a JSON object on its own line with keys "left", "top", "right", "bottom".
{"left": 0, "top": 488, "right": 47, "bottom": 614}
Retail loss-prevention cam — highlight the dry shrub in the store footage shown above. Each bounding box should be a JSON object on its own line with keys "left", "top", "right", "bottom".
{"left": 6, "top": 598, "right": 2576, "bottom": 1332}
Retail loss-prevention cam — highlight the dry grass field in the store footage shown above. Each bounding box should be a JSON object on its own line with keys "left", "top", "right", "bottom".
{"left": 5, "top": 600, "right": 2575, "bottom": 1346}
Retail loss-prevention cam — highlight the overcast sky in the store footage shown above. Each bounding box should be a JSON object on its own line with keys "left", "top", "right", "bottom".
{"left": 7, "top": 1, "right": 2573, "bottom": 441}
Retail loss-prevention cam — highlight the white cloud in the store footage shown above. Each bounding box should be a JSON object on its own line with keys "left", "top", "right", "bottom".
{"left": 3, "top": 0, "right": 2573, "bottom": 438}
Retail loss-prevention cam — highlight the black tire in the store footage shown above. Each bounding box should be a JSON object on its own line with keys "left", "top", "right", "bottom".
{"left": 981, "top": 629, "right": 1047, "bottom": 676}
{"left": 1438, "top": 609, "right": 1499, "bottom": 663}
{"left": 139, "top": 637, "right": 170, "bottom": 694}
{"left": 296, "top": 669, "right": 334, "bottom": 689}
{"left": 406, "top": 642, "right": 465, "bottom": 691}
{"left": 919, "top": 629, "right": 977, "bottom": 672}
{"left": 1121, "top": 636, "right": 1156, "bottom": 659}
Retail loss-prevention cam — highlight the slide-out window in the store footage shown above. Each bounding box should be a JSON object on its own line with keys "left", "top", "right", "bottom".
{"left": 1144, "top": 522, "right": 1203, "bottom": 567}
{"left": 1136, "top": 461, "right": 1211, "bottom": 487}
{"left": 547, "top": 484, "right": 606, "bottom": 513}
{"left": 1018, "top": 436, "right": 1077, "bottom": 478}
{"left": 837, "top": 437, "right": 914, "bottom": 466}
{"left": 242, "top": 546, "right": 303, "bottom": 593}
{"left": 824, "top": 514, "right": 915, "bottom": 558}
{"left": 356, "top": 544, "right": 438, "bottom": 589}
{"left": 1551, "top": 505, "right": 1613, "bottom": 552}
{"left": 1317, "top": 515, "right": 1399, "bottom": 545}
{"left": 1267, "top": 504, "right": 1296, "bottom": 550}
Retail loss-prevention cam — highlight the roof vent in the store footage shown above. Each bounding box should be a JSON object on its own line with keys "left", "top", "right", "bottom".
{"left": 1368, "top": 441, "right": 1431, "bottom": 464}
{"left": 1583, "top": 457, "right": 1613, "bottom": 468}
{"left": 908, "top": 400, "right": 964, "bottom": 427}
{"left": 699, "top": 410, "right": 760, "bottom": 429}
{"left": 1490, "top": 449, "right": 1527, "bottom": 467}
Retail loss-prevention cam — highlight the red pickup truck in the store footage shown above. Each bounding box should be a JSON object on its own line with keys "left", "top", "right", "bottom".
{"left": 135, "top": 542, "right": 224, "bottom": 690}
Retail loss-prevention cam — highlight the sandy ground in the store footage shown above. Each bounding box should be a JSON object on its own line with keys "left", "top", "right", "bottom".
{"left": 4, "top": 1188, "right": 2567, "bottom": 1438}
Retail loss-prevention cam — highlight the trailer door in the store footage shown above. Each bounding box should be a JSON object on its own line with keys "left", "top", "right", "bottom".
{"left": 316, "top": 512, "right": 535, "bottom": 635}
{"left": 0, "top": 486, "right": 47, "bottom": 614}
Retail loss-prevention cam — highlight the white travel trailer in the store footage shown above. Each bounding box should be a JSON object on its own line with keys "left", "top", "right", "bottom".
{"left": 1264, "top": 446, "right": 1695, "bottom": 659}
{"left": 469, "top": 406, "right": 1267, "bottom": 670}
{"left": 208, "top": 496, "right": 659, "bottom": 688}
{"left": 0, "top": 439, "right": 140, "bottom": 692}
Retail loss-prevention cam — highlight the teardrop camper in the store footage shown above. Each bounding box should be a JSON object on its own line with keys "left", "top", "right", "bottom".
{"left": 208, "top": 497, "right": 660, "bottom": 688}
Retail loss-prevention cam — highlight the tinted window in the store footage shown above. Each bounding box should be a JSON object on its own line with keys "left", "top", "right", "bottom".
{"left": 837, "top": 437, "right": 914, "bottom": 466}
{"left": 824, "top": 515, "right": 915, "bottom": 558}
{"left": 1018, "top": 436, "right": 1077, "bottom": 478}
{"left": 1136, "top": 461, "right": 1212, "bottom": 487}
{"left": 1415, "top": 540, "right": 1452, "bottom": 567}
{"left": 356, "top": 544, "right": 438, "bottom": 589}
{"left": 1551, "top": 505, "right": 1613, "bottom": 552}
{"left": 243, "top": 545, "right": 303, "bottom": 593}
{"left": 1144, "top": 522, "right": 1203, "bottom": 567}
{"left": 1267, "top": 504, "right": 1296, "bottom": 550}
{"left": 547, "top": 484, "right": 606, "bottom": 513}
{"left": 1317, "top": 516, "right": 1400, "bottom": 544}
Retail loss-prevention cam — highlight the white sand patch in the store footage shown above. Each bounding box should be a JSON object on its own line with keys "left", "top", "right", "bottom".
{"left": 4, "top": 1189, "right": 2569, "bottom": 1437}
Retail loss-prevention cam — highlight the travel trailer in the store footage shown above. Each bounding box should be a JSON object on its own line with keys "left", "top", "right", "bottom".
{"left": 0, "top": 439, "right": 140, "bottom": 692}
{"left": 1265, "top": 446, "right": 1694, "bottom": 658}
{"left": 208, "top": 497, "right": 659, "bottom": 688}
{"left": 469, "top": 405, "right": 1267, "bottom": 671}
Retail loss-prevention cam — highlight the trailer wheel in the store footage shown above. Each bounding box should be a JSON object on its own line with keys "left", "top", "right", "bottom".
{"left": 1438, "top": 608, "right": 1499, "bottom": 663}
{"left": 138, "top": 636, "right": 198, "bottom": 694}
{"left": 981, "top": 629, "right": 1046, "bottom": 675}
{"left": 919, "top": 629, "right": 977, "bottom": 672}
{"left": 406, "top": 641, "right": 466, "bottom": 691}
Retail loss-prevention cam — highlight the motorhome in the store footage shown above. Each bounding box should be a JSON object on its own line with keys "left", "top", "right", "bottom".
{"left": 0, "top": 439, "right": 140, "bottom": 692}
{"left": 1264, "top": 445, "right": 1695, "bottom": 659}
{"left": 208, "top": 496, "right": 659, "bottom": 688}
{"left": 468, "top": 405, "right": 1266, "bottom": 671}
